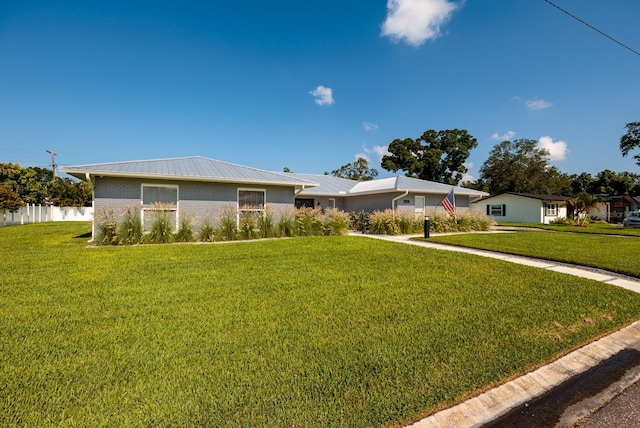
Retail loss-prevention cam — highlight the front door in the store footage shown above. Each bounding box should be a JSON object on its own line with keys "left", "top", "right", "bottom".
{"left": 415, "top": 196, "right": 425, "bottom": 219}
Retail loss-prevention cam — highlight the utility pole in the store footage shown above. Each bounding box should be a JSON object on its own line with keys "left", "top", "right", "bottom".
{"left": 46, "top": 150, "right": 57, "bottom": 178}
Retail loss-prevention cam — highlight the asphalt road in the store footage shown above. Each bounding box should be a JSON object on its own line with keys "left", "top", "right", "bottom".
{"left": 575, "top": 380, "right": 640, "bottom": 428}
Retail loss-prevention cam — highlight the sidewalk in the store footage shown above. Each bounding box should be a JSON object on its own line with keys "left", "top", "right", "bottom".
{"left": 350, "top": 232, "right": 640, "bottom": 427}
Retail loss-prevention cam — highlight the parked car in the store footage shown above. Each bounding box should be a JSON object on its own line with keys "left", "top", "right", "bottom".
{"left": 623, "top": 211, "right": 640, "bottom": 227}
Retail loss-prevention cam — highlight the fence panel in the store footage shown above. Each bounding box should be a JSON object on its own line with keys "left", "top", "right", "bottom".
{"left": 1, "top": 205, "right": 93, "bottom": 226}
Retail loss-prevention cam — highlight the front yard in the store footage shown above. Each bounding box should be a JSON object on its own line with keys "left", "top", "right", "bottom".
{"left": 1, "top": 222, "right": 639, "bottom": 427}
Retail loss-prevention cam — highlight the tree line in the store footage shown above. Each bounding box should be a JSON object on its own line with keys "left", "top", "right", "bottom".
{"left": 0, "top": 163, "right": 92, "bottom": 212}
{"left": 330, "top": 122, "right": 640, "bottom": 197}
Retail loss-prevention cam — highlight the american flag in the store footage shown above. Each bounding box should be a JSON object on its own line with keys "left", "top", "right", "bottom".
{"left": 441, "top": 188, "right": 456, "bottom": 219}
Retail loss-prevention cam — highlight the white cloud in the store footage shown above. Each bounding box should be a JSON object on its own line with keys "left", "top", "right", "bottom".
{"left": 361, "top": 144, "right": 390, "bottom": 162}
{"left": 354, "top": 153, "right": 370, "bottom": 162}
{"left": 460, "top": 161, "right": 476, "bottom": 183}
{"left": 381, "top": 0, "right": 459, "bottom": 46}
{"left": 526, "top": 98, "right": 552, "bottom": 111}
{"left": 537, "top": 136, "right": 568, "bottom": 161}
{"left": 491, "top": 131, "right": 516, "bottom": 141}
{"left": 309, "top": 85, "right": 334, "bottom": 106}
{"left": 363, "top": 121, "right": 378, "bottom": 131}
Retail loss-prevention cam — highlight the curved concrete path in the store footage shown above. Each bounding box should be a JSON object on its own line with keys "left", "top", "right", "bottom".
{"left": 349, "top": 232, "right": 640, "bottom": 427}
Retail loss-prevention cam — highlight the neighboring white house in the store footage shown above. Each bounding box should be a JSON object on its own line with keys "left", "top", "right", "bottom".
{"left": 471, "top": 193, "right": 569, "bottom": 224}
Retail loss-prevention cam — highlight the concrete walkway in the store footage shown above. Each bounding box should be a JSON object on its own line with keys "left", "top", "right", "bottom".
{"left": 350, "top": 232, "right": 640, "bottom": 427}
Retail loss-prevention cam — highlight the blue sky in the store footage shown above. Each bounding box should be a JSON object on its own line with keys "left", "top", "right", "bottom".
{"left": 2, "top": 0, "right": 640, "bottom": 181}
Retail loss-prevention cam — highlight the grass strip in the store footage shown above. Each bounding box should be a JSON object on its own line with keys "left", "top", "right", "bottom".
{"left": 425, "top": 230, "right": 640, "bottom": 278}
{"left": 1, "top": 222, "right": 640, "bottom": 427}
{"left": 498, "top": 222, "right": 640, "bottom": 237}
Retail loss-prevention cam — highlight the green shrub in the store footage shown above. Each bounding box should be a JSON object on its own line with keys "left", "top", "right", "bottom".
{"left": 217, "top": 205, "right": 238, "bottom": 241}
{"left": 350, "top": 210, "right": 370, "bottom": 232}
{"left": 322, "top": 208, "right": 351, "bottom": 236}
{"left": 197, "top": 213, "right": 216, "bottom": 242}
{"left": 147, "top": 203, "right": 175, "bottom": 244}
{"left": 116, "top": 206, "right": 143, "bottom": 245}
{"left": 94, "top": 207, "right": 118, "bottom": 245}
{"left": 239, "top": 211, "right": 259, "bottom": 240}
{"left": 295, "top": 207, "right": 324, "bottom": 236}
{"left": 276, "top": 207, "right": 296, "bottom": 238}
{"left": 369, "top": 210, "right": 400, "bottom": 235}
{"left": 258, "top": 205, "right": 277, "bottom": 238}
{"left": 175, "top": 212, "right": 195, "bottom": 242}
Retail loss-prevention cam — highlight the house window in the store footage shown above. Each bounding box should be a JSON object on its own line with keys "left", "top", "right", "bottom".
{"left": 489, "top": 204, "right": 505, "bottom": 216}
{"left": 328, "top": 199, "right": 336, "bottom": 209}
{"left": 238, "top": 188, "right": 266, "bottom": 213}
{"left": 295, "top": 198, "right": 314, "bottom": 208}
{"left": 141, "top": 184, "right": 178, "bottom": 229}
{"left": 545, "top": 203, "right": 558, "bottom": 216}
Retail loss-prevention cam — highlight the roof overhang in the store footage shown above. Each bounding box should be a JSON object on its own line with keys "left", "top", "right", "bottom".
{"left": 60, "top": 168, "right": 319, "bottom": 188}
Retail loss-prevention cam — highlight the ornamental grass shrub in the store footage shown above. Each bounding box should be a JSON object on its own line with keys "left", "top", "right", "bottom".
{"left": 322, "top": 208, "right": 351, "bottom": 236}
{"left": 238, "top": 211, "right": 260, "bottom": 241}
{"left": 217, "top": 205, "right": 238, "bottom": 241}
{"left": 147, "top": 203, "right": 175, "bottom": 244}
{"left": 175, "top": 211, "right": 196, "bottom": 243}
{"left": 295, "top": 207, "right": 324, "bottom": 236}
{"left": 276, "top": 207, "right": 296, "bottom": 238}
{"left": 116, "top": 206, "right": 143, "bottom": 245}
{"left": 197, "top": 213, "right": 216, "bottom": 242}
{"left": 92, "top": 205, "right": 491, "bottom": 245}
{"left": 367, "top": 209, "right": 492, "bottom": 235}
{"left": 258, "top": 205, "right": 277, "bottom": 238}
{"left": 368, "top": 210, "right": 400, "bottom": 235}
{"left": 94, "top": 207, "right": 118, "bottom": 245}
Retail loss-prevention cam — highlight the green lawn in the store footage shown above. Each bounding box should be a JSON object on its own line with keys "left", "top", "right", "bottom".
{"left": 425, "top": 230, "right": 640, "bottom": 278}
{"left": 498, "top": 222, "right": 640, "bottom": 237}
{"left": 2, "top": 222, "right": 640, "bottom": 427}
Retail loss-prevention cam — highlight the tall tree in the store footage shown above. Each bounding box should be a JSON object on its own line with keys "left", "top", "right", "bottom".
{"left": 47, "top": 177, "right": 93, "bottom": 207}
{"left": 331, "top": 157, "right": 378, "bottom": 181}
{"left": 0, "top": 183, "right": 24, "bottom": 212}
{"left": 569, "top": 172, "right": 595, "bottom": 195}
{"left": 0, "top": 163, "right": 51, "bottom": 205}
{"left": 590, "top": 169, "right": 640, "bottom": 195}
{"left": 381, "top": 129, "right": 477, "bottom": 184}
{"left": 620, "top": 121, "right": 640, "bottom": 167}
{"left": 478, "top": 139, "right": 571, "bottom": 195}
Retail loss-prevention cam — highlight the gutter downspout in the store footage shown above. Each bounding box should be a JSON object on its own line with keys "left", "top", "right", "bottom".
{"left": 391, "top": 190, "right": 409, "bottom": 220}
{"left": 86, "top": 173, "right": 96, "bottom": 242}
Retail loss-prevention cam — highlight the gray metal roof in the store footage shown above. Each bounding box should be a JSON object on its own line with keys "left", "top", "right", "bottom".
{"left": 291, "top": 173, "right": 357, "bottom": 196}
{"left": 349, "top": 176, "right": 488, "bottom": 197}
{"left": 294, "top": 173, "right": 488, "bottom": 198}
{"left": 475, "top": 192, "right": 570, "bottom": 202}
{"left": 60, "top": 156, "right": 318, "bottom": 187}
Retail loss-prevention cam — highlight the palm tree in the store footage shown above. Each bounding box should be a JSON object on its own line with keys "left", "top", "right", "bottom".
{"left": 567, "top": 192, "right": 602, "bottom": 226}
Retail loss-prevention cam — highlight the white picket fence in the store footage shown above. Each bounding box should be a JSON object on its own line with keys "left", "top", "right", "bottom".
{"left": 1, "top": 204, "right": 93, "bottom": 226}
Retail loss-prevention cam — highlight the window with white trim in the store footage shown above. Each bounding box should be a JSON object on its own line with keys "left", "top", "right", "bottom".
{"left": 328, "top": 199, "right": 336, "bottom": 209}
{"left": 238, "top": 189, "right": 266, "bottom": 222}
{"left": 141, "top": 184, "right": 178, "bottom": 230}
{"left": 544, "top": 203, "right": 558, "bottom": 216}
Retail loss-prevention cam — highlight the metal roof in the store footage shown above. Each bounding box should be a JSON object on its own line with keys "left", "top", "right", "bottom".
{"left": 475, "top": 192, "right": 570, "bottom": 202}
{"left": 349, "top": 176, "right": 488, "bottom": 197}
{"left": 293, "top": 174, "right": 488, "bottom": 197}
{"left": 60, "top": 156, "right": 318, "bottom": 187}
{"left": 291, "top": 173, "right": 357, "bottom": 195}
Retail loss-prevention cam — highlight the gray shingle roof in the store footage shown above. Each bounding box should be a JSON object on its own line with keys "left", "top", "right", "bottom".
{"left": 60, "top": 156, "right": 318, "bottom": 187}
